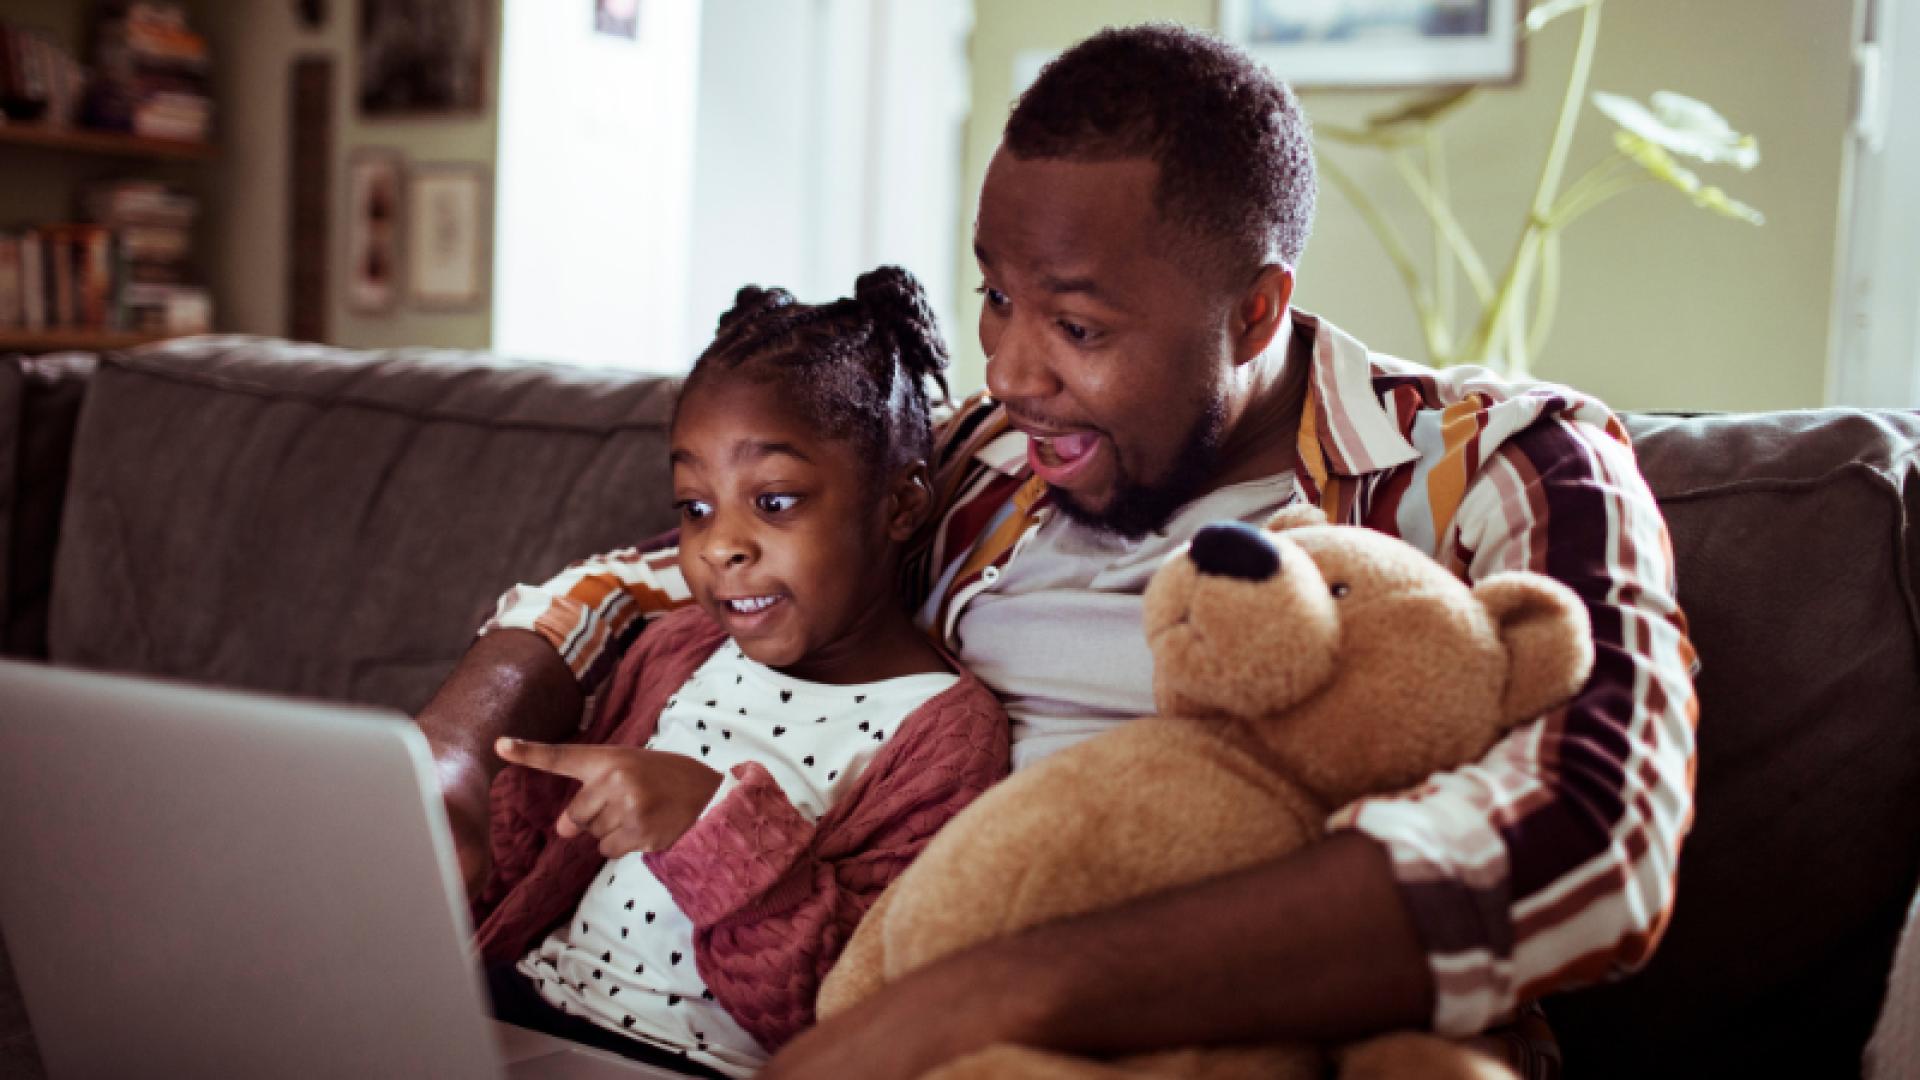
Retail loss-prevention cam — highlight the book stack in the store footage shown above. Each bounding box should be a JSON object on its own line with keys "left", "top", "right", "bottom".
{"left": 85, "top": 2, "right": 211, "bottom": 143}
{"left": 84, "top": 180, "right": 210, "bottom": 334}
{"left": 0, "top": 22, "right": 88, "bottom": 128}
{"left": 0, "top": 183, "right": 212, "bottom": 336}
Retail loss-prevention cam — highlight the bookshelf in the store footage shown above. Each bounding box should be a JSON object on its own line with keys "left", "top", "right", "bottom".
{"left": 0, "top": 5, "right": 218, "bottom": 354}
{"left": 0, "top": 124, "right": 214, "bottom": 162}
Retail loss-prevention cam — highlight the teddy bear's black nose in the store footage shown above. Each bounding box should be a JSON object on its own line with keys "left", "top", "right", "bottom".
{"left": 1188, "top": 522, "right": 1280, "bottom": 582}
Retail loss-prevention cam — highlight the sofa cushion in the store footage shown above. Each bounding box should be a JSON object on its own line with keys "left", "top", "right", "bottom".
{"left": 1545, "top": 410, "right": 1920, "bottom": 1078}
{"left": 47, "top": 336, "right": 682, "bottom": 714}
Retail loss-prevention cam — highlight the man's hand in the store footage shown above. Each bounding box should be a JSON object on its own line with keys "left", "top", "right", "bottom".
{"left": 495, "top": 738, "right": 724, "bottom": 857}
{"left": 761, "top": 942, "right": 1046, "bottom": 1080}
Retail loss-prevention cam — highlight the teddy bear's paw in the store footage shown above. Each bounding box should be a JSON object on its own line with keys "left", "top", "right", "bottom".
{"left": 922, "top": 1044, "right": 1149, "bottom": 1080}
{"left": 1337, "top": 1032, "right": 1520, "bottom": 1080}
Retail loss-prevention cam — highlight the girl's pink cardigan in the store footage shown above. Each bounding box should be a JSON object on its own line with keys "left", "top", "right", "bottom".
{"left": 472, "top": 604, "right": 1010, "bottom": 1050}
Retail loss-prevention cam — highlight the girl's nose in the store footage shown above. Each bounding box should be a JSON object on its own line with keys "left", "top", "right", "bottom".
{"left": 703, "top": 526, "right": 756, "bottom": 568}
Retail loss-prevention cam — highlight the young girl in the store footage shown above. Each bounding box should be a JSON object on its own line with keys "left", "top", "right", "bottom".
{"left": 470, "top": 268, "right": 1009, "bottom": 1077}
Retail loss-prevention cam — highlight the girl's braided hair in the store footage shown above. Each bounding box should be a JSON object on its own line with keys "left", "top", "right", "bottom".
{"left": 678, "top": 266, "right": 952, "bottom": 484}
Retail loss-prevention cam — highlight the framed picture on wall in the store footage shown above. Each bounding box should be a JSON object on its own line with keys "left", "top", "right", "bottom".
{"left": 594, "top": 0, "right": 639, "bottom": 40}
{"left": 406, "top": 163, "right": 490, "bottom": 310}
{"left": 1218, "top": 0, "right": 1524, "bottom": 89}
{"left": 359, "top": 0, "right": 489, "bottom": 115}
{"left": 344, "top": 149, "right": 403, "bottom": 314}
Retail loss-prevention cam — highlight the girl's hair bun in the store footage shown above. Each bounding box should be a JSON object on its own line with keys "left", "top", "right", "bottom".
{"left": 854, "top": 266, "right": 951, "bottom": 403}
{"left": 716, "top": 285, "right": 797, "bottom": 334}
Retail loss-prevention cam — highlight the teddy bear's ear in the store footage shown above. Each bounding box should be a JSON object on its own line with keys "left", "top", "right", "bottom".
{"left": 1474, "top": 572, "right": 1595, "bottom": 723}
{"left": 1263, "top": 504, "right": 1329, "bottom": 532}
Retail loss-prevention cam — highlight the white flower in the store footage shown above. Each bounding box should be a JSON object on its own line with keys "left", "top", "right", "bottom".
{"left": 1591, "top": 89, "right": 1760, "bottom": 169}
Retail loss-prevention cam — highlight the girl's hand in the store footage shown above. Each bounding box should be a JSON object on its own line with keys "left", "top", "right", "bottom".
{"left": 495, "top": 738, "right": 724, "bottom": 857}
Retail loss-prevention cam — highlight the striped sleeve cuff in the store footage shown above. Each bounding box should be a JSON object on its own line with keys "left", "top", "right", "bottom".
{"left": 1328, "top": 755, "right": 1529, "bottom": 1035}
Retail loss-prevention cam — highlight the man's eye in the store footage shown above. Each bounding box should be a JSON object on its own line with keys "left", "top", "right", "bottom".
{"left": 675, "top": 499, "right": 711, "bottom": 522}
{"left": 975, "top": 283, "right": 1009, "bottom": 310}
{"left": 756, "top": 493, "right": 800, "bottom": 514}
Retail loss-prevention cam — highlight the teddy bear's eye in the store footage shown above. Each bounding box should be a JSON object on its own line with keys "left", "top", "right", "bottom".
{"left": 1329, "top": 583, "right": 1351, "bottom": 599}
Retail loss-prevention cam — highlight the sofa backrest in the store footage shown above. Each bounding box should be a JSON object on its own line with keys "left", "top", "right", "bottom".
{"left": 46, "top": 336, "right": 682, "bottom": 714}
{"left": 1545, "top": 409, "right": 1920, "bottom": 1077}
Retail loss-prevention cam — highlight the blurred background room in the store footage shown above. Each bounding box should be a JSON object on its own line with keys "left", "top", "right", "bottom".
{"left": 0, "top": 0, "right": 1914, "bottom": 411}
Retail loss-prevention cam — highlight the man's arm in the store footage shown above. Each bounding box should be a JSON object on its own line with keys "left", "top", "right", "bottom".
{"left": 418, "top": 629, "right": 585, "bottom": 894}
{"left": 1336, "top": 417, "right": 1696, "bottom": 1033}
{"left": 763, "top": 831, "right": 1431, "bottom": 1078}
{"left": 420, "top": 543, "right": 693, "bottom": 893}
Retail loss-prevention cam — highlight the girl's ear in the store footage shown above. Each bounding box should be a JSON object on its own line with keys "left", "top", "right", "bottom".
{"left": 886, "top": 461, "right": 935, "bottom": 542}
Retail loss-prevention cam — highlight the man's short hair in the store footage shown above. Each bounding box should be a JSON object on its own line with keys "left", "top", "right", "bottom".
{"left": 1005, "top": 23, "right": 1316, "bottom": 276}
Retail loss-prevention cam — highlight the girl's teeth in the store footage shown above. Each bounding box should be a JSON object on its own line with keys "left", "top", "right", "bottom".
{"left": 728, "top": 596, "right": 777, "bottom": 614}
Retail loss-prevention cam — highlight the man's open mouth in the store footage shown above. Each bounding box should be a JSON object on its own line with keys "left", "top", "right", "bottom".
{"left": 1029, "top": 431, "right": 1099, "bottom": 469}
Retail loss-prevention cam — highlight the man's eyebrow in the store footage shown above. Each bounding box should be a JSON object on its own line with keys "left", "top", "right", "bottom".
{"left": 973, "top": 243, "right": 1115, "bottom": 305}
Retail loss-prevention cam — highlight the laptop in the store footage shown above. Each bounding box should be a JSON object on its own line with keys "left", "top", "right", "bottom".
{"left": 0, "top": 660, "right": 693, "bottom": 1079}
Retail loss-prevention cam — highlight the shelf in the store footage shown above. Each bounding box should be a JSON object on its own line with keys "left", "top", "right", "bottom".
{"left": 0, "top": 124, "right": 213, "bottom": 161}
{"left": 0, "top": 329, "right": 182, "bottom": 354}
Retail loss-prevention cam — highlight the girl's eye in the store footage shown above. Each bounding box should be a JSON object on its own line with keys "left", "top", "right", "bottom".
{"left": 1059, "top": 320, "right": 1090, "bottom": 343}
{"left": 756, "top": 493, "right": 800, "bottom": 515}
{"left": 1330, "top": 582, "right": 1350, "bottom": 599}
{"left": 975, "top": 283, "right": 1010, "bottom": 310}
{"left": 675, "top": 499, "right": 711, "bottom": 522}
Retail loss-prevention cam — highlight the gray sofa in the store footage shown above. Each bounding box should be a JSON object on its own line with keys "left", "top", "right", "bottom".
{"left": 3, "top": 336, "right": 1916, "bottom": 1078}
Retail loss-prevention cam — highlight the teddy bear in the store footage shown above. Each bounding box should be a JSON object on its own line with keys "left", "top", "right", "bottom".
{"left": 816, "top": 505, "right": 1594, "bottom": 1079}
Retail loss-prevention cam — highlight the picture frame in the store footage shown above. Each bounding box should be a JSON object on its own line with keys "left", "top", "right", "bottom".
{"left": 343, "top": 149, "right": 403, "bottom": 315}
{"left": 1218, "top": 0, "right": 1525, "bottom": 90}
{"left": 358, "top": 0, "right": 489, "bottom": 116}
{"left": 594, "top": 0, "right": 640, "bottom": 40}
{"left": 405, "top": 163, "right": 490, "bottom": 311}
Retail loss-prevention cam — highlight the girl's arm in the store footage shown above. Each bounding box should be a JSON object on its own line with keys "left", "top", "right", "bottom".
{"left": 643, "top": 681, "right": 1009, "bottom": 1051}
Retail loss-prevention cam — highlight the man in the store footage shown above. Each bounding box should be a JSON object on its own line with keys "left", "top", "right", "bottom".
{"left": 419, "top": 24, "right": 1696, "bottom": 1078}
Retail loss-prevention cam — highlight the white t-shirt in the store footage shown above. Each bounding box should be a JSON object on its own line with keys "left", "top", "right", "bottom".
{"left": 519, "top": 642, "right": 957, "bottom": 1077}
{"left": 958, "top": 473, "right": 1299, "bottom": 771}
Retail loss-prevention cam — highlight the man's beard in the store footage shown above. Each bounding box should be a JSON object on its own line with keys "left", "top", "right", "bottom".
{"left": 1052, "top": 394, "right": 1228, "bottom": 542}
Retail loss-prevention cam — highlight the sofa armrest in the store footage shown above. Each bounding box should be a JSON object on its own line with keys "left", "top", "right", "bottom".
{"left": 1, "top": 353, "right": 97, "bottom": 661}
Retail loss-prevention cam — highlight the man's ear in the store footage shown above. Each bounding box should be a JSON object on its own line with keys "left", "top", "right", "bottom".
{"left": 885, "top": 461, "right": 934, "bottom": 542}
{"left": 1233, "top": 263, "right": 1295, "bottom": 366}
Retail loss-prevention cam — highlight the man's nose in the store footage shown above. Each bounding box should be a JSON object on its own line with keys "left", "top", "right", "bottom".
{"left": 985, "top": 324, "right": 1057, "bottom": 402}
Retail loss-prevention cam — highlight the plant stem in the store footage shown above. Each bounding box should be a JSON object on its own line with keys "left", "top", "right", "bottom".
{"left": 1426, "top": 129, "right": 1454, "bottom": 355}
{"left": 1552, "top": 173, "right": 1655, "bottom": 228}
{"left": 1390, "top": 144, "right": 1496, "bottom": 305}
{"left": 1320, "top": 151, "right": 1446, "bottom": 358}
{"left": 1526, "top": 229, "right": 1562, "bottom": 362}
{"left": 1463, "top": 0, "right": 1603, "bottom": 369}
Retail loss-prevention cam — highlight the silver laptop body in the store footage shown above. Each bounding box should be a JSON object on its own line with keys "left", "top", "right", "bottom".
{"left": 0, "top": 661, "right": 677, "bottom": 1079}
